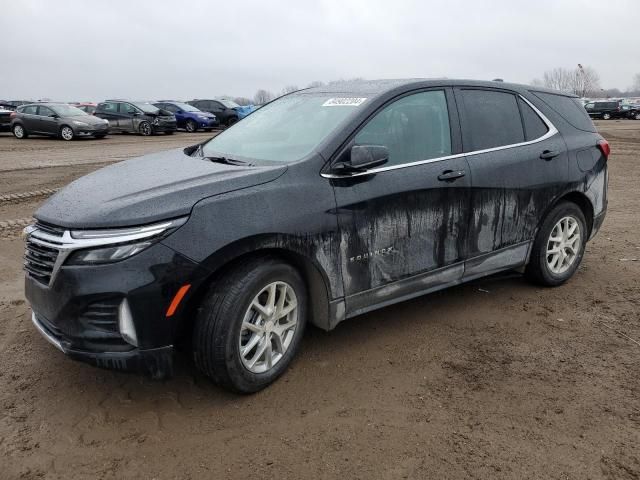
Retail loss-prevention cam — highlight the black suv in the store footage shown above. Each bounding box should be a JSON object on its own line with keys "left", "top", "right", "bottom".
{"left": 583, "top": 100, "right": 624, "bottom": 120}
{"left": 24, "top": 80, "right": 608, "bottom": 393}
{"left": 187, "top": 99, "right": 240, "bottom": 126}
{"left": 94, "top": 100, "right": 177, "bottom": 135}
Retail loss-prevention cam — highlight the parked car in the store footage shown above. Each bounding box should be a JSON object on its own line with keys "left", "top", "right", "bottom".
{"left": 583, "top": 100, "right": 625, "bottom": 120}
{"left": 621, "top": 103, "right": 640, "bottom": 120}
{"left": 24, "top": 79, "right": 608, "bottom": 392}
{"left": 153, "top": 101, "right": 219, "bottom": 132}
{"left": 10, "top": 103, "right": 110, "bottom": 140}
{"left": 75, "top": 103, "right": 98, "bottom": 115}
{"left": 94, "top": 101, "right": 177, "bottom": 136}
{"left": 187, "top": 98, "right": 254, "bottom": 126}
{"left": 0, "top": 105, "right": 13, "bottom": 131}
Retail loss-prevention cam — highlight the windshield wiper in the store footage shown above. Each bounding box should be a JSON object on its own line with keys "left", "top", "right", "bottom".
{"left": 206, "top": 156, "right": 253, "bottom": 166}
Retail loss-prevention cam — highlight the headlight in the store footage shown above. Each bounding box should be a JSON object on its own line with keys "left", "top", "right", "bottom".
{"left": 152, "top": 117, "right": 160, "bottom": 125}
{"left": 103, "top": 118, "right": 109, "bottom": 124}
{"left": 67, "top": 241, "right": 154, "bottom": 265}
{"left": 72, "top": 120, "right": 89, "bottom": 126}
{"left": 65, "top": 217, "right": 187, "bottom": 266}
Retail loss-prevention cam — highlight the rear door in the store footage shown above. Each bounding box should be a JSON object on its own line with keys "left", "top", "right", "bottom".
{"left": 454, "top": 87, "right": 568, "bottom": 278}
{"left": 117, "top": 102, "right": 136, "bottom": 132}
{"left": 330, "top": 89, "right": 471, "bottom": 314}
{"left": 36, "top": 106, "right": 58, "bottom": 135}
{"left": 19, "top": 105, "right": 40, "bottom": 132}
{"left": 96, "top": 102, "right": 120, "bottom": 130}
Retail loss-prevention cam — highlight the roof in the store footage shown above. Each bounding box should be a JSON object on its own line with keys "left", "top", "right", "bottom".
{"left": 301, "top": 78, "right": 576, "bottom": 98}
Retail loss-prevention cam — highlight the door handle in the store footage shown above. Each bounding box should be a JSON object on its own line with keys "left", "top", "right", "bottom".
{"left": 540, "top": 150, "right": 560, "bottom": 160}
{"left": 438, "top": 170, "right": 466, "bottom": 182}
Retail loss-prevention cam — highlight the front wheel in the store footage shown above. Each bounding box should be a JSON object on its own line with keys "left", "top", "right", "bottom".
{"left": 60, "top": 125, "right": 74, "bottom": 141}
{"left": 525, "top": 202, "right": 587, "bottom": 287}
{"left": 185, "top": 119, "right": 198, "bottom": 132}
{"left": 138, "top": 121, "right": 152, "bottom": 136}
{"left": 193, "top": 257, "right": 307, "bottom": 393}
{"left": 634, "top": 112, "right": 640, "bottom": 121}
{"left": 602, "top": 113, "right": 611, "bottom": 120}
{"left": 227, "top": 117, "right": 238, "bottom": 127}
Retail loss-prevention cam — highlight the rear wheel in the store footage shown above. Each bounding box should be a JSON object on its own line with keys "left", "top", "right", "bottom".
{"left": 227, "top": 116, "right": 238, "bottom": 127}
{"left": 12, "top": 124, "right": 27, "bottom": 139}
{"left": 602, "top": 112, "right": 611, "bottom": 120}
{"left": 634, "top": 112, "right": 640, "bottom": 120}
{"left": 193, "top": 257, "right": 307, "bottom": 393}
{"left": 185, "top": 119, "right": 198, "bottom": 132}
{"left": 525, "top": 202, "right": 587, "bottom": 287}
{"left": 60, "top": 125, "right": 74, "bottom": 141}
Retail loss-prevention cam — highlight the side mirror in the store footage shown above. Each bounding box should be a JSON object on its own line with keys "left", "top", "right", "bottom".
{"left": 333, "top": 145, "right": 389, "bottom": 174}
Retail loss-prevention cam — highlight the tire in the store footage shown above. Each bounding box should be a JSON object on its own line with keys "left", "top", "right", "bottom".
{"left": 12, "top": 124, "right": 27, "bottom": 139}
{"left": 525, "top": 201, "right": 587, "bottom": 287}
{"left": 193, "top": 256, "right": 307, "bottom": 393}
{"left": 60, "top": 125, "right": 74, "bottom": 141}
{"left": 602, "top": 113, "right": 611, "bottom": 120}
{"left": 227, "top": 116, "right": 238, "bottom": 127}
{"left": 138, "top": 121, "right": 152, "bottom": 136}
{"left": 634, "top": 112, "right": 640, "bottom": 121}
{"left": 185, "top": 120, "right": 198, "bottom": 132}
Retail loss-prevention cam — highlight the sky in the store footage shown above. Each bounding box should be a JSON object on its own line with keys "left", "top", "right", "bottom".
{"left": 1, "top": 0, "right": 638, "bottom": 102}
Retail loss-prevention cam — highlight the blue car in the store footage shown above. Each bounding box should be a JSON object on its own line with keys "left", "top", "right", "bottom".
{"left": 154, "top": 101, "right": 219, "bottom": 132}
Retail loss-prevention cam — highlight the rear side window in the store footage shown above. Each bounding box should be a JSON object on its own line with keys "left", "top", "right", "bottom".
{"left": 354, "top": 90, "right": 452, "bottom": 166}
{"left": 460, "top": 89, "right": 524, "bottom": 150}
{"left": 519, "top": 99, "right": 549, "bottom": 141}
{"left": 37, "top": 106, "right": 55, "bottom": 117}
{"left": 21, "top": 105, "right": 38, "bottom": 114}
{"left": 98, "top": 102, "right": 117, "bottom": 113}
{"left": 531, "top": 91, "right": 596, "bottom": 133}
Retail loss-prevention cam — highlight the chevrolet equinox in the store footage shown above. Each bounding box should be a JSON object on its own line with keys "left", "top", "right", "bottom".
{"left": 24, "top": 79, "right": 609, "bottom": 393}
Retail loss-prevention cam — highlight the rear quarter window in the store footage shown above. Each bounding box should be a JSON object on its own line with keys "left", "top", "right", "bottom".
{"left": 531, "top": 91, "right": 596, "bottom": 133}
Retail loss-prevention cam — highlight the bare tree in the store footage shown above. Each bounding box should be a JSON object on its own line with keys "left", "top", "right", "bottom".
{"left": 233, "top": 97, "right": 253, "bottom": 106}
{"left": 253, "top": 89, "right": 274, "bottom": 105}
{"left": 281, "top": 85, "right": 299, "bottom": 94}
{"left": 540, "top": 65, "right": 600, "bottom": 97}
{"left": 307, "top": 81, "right": 324, "bottom": 88}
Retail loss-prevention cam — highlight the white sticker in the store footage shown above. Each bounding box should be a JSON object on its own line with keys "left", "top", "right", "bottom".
{"left": 322, "top": 97, "right": 367, "bottom": 107}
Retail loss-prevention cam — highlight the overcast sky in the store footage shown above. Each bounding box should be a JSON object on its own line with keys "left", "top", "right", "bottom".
{"left": 1, "top": 0, "right": 638, "bottom": 101}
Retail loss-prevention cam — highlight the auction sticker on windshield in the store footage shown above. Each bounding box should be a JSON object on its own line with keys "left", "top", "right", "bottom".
{"left": 322, "top": 98, "right": 367, "bottom": 107}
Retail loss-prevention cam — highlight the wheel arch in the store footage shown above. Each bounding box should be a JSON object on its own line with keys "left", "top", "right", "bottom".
{"left": 177, "top": 243, "right": 333, "bottom": 345}
{"left": 541, "top": 190, "right": 595, "bottom": 238}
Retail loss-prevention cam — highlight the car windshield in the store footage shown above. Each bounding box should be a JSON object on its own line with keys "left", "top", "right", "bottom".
{"left": 51, "top": 105, "right": 88, "bottom": 116}
{"left": 201, "top": 94, "right": 367, "bottom": 163}
{"left": 132, "top": 102, "right": 160, "bottom": 114}
{"left": 218, "top": 99, "right": 240, "bottom": 108}
{"left": 171, "top": 102, "right": 200, "bottom": 112}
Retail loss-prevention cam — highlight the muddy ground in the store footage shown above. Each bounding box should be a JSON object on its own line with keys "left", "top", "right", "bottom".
{"left": 0, "top": 124, "right": 638, "bottom": 479}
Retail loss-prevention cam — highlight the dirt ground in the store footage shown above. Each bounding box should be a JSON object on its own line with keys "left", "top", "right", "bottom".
{"left": 0, "top": 124, "right": 638, "bottom": 480}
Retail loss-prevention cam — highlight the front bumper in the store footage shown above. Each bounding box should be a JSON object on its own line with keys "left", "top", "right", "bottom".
{"left": 32, "top": 312, "right": 173, "bottom": 378}
{"left": 25, "top": 240, "right": 209, "bottom": 377}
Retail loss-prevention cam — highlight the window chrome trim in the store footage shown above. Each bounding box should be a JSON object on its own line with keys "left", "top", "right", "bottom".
{"left": 321, "top": 94, "right": 558, "bottom": 179}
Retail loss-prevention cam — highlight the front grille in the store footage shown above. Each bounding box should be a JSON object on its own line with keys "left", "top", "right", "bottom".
{"left": 24, "top": 238, "right": 59, "bottom": 285}
{"left": 24, "top": 222, "right": 64, "bottom": 285}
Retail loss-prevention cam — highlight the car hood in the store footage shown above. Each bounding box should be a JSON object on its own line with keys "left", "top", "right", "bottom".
{"left": 35, "top": 148, "right": 287, "bottom": 229}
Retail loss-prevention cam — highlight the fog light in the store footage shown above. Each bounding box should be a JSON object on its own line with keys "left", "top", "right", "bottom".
{"left": 118, "top": 299, "right": 138, "bottom": 347}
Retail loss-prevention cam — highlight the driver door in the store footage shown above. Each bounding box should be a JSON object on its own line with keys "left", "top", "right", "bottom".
{"left": 330, "top": 89, "right": 470, "bottom": 315}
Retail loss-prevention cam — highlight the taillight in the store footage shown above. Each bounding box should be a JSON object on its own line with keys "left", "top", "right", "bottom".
{"left": 597, "top": 139, "right": 610, "bottom": 159}
{"left": 9, "top": 112, "right": 16, "bottom": 119}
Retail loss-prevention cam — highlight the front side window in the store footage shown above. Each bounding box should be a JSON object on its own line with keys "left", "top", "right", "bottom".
{"left": 99, "top": 102, "right": 118, "bottom": 113}
{"left": 119, "top": 103, "right": 138, "bottom": 114}
{"left": 202, "top": 93, "right": 367, "bottom": 163}
{"left": 354, "top": 90, "right": 452, "bottom": 167}
{"left": 461, "top": 89, "right": 524, "bottom": 150}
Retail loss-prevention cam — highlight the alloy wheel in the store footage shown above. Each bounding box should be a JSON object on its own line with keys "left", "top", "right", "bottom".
{"left": 139, "top": 122, "right": 152, "bottom": 136}
{"left": 61, "top": 126, "right": 74, "bottom": 141}
{"left": 13, "top": 125, "right": 24, "bottom": 139}
{"left": 239, "top": 281, "right": 299, "bottom": 374}
{"left": 546, "top": 216, "right": 581, "bottom": 275}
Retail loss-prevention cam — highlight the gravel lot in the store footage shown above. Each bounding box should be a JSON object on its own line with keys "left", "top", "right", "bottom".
{"left": 0, "top": 124, "right": 638, "bottom": 479}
